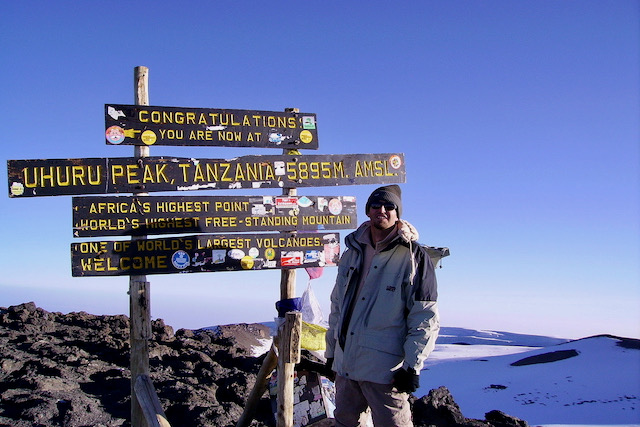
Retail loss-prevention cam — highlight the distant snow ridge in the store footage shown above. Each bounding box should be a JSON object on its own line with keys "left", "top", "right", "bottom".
{"left": 420, "top": 334, "right": 640, "bottom": 426}
{"left": 436, "top": 327, "right": 570, "bottom": 347}
{"left": 426, "top": 327, "right": 571, "bottom": 367}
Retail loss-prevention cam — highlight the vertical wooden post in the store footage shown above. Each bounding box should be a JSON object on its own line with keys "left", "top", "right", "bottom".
{"left": 279, "top": 186, "right": 298, "bottom": 299}
{"left": 276, "top": 109, "right": 300, "bottom": 427}
{"left": 276, "top": 226, "right": 297, "bottom": 426}
{"left": 131, "top": 65, "right": 151, "bottom": 427}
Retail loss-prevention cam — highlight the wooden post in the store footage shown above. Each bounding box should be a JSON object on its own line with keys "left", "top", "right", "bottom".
{"left": 280, "top": 312, "right": 302, "bottom": 365}
{"left": 135, "top": 375, "right": 172, "bottom": 427}
{"left": 131, "top": 65, "right": 151, "bottom": 427}
{"left": 235, "top": 345, "right": 278, "bottom": 427}
{"left": 236, "top": 109, "right": 302, "bottom": 427}
{"left": 277, "top": 312, "right": 301, "bottom": 426}
{"left": 276, "top": 109, "right": 300, "bottom": 427}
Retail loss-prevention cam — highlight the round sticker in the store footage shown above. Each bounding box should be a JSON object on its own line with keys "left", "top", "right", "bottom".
{"left": 141, "top": 130, "right": 157, "bottom": 145}
{"left": 171, "top": 250, "right": 190, "bottom": 269}
{"left": 105, "top": 126, "right": 125, "bottom": 144}
{"left": 228, "top": 249, "right": 245, "bottom": 260}
{"left": 297, "top": 196, "right": 313, "bottom": 208}
{"left": 249, "top": 247, "right": 259, "bottom": 258}
{"left": 299, "top": 130, "right": 313, "bottom": 144}
{"left": 241, "top": 256, "right": 255, "bottom": 270}
{"left": 10, "top": 182, "right": 24, "bottom": 196}
{"left": 389, "top": 155, "right": 402, "bottom": 169}
{"left": 265, "top": 248, "right": 276, "bottom": 260}
{"left": 328, "top": 198, "right": 343, "bottom": 215}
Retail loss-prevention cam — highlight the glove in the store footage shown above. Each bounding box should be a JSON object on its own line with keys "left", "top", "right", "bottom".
{"left": 392, "top": 367, "right": 419, "bottom": 393}
{"left": 324, "top": 357, "right": 336, "bottom": 382}
{"left": 326, "top": 357, "right": 333, "bottom": 371}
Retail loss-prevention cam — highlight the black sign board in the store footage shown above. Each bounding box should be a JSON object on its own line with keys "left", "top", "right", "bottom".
{"left": 105, "top": 104, "right": 318, "bottom": 149}
{"left": 8, "top": 153, "right": 405, "bottom": 197}
{"left": 71, "top": 232, "right": 340, "bottom": 277}
{"left": 73, "top": 195, "right": 357, "bottom": 237}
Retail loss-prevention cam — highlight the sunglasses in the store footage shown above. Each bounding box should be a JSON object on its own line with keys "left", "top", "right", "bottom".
{"left": 370, "top": 202, "right": 396, "bottom": 211}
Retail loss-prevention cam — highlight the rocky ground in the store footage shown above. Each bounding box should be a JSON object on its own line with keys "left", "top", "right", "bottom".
{"left": 0, "top": 302, "right": 528, "bottom": 426}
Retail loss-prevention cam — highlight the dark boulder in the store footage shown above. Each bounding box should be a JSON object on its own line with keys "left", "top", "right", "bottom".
{"left": 412, "top": 386, "right": 528, "bottom": 426}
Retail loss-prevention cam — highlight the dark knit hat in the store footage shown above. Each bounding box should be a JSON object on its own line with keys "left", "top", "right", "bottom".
{"left": 366, "top": 185, "right": 402, "bottom": 218}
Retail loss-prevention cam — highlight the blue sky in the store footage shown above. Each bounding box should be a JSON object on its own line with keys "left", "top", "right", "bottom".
{"left": 1, "top": 1, "right": 638, "bottom": 339}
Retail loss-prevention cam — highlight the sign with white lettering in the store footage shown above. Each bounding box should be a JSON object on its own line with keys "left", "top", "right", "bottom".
{"left": 71, "top": 232, "right": 340, "bottom": 276}
{"left": 72, "top": 195, "right": 357, "bottom": 237}
{"left": 105, "top": 104, "right": 318, "bottom": 149}
{"left": 8, "top": 153, "right": 405, "bottom": 197}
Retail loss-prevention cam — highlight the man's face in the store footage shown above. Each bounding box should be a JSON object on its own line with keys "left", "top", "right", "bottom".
{"left": 367, "top": 200, "right": 399, "bottom": 230}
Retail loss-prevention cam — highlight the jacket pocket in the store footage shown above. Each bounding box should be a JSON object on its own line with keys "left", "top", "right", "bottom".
{"left": 366, "top": 272, "right": 407, "bottom": 331}
{"left": 358, "top": 330, "right": 403, "bottom": 357}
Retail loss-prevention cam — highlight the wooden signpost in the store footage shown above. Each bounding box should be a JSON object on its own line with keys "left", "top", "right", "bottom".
{"left": 6, "top": 66, "right": 411, "bottom": 427}
{"left": 130, "top": 66, "right": 151, "bottom": 427}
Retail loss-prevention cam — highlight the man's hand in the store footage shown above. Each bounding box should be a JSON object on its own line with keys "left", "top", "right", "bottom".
{"left": 295, "top": 357, "right": 335, "bottom": 382}
{"left": 392, "top": 367, "right": 419, "bottom": 393}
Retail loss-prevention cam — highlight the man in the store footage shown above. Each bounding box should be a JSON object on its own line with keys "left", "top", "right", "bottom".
{"left": 325, "top": 185, "right": 440, "bottom": 427}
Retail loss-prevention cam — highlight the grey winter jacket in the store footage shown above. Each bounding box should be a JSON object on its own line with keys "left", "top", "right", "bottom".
{"left": 325, "top": 220, "right": 440, "bottom": 384}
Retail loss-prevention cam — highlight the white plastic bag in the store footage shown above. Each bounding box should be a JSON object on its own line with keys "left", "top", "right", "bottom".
{"left": 300, "top": 281, "right": 326, "bottom": 327}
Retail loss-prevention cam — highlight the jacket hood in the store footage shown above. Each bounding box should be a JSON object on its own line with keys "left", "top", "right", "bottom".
{"left": 346, "top": 219, "right": 422, "bottom": 284}
{"left": 397, "top": 219, "right": 419, "bottom": 244}
{"left": 347, "top": 219, "right": 420, "bottom": 250}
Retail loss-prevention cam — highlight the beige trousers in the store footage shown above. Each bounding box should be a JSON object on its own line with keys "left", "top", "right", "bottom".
{"left": 333, "top": 375, "right": 413, "bottom": 427}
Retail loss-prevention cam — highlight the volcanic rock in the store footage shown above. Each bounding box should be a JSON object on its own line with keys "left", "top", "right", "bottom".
{"left": 0, "top": 302, "right": 528, "bottom": 426}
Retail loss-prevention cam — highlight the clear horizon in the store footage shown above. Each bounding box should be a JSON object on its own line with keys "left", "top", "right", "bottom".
{"left": 1, "top": 1, "right": 638, "bottom": 340}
